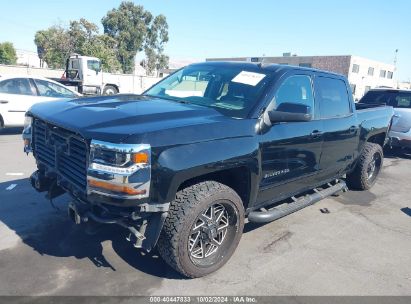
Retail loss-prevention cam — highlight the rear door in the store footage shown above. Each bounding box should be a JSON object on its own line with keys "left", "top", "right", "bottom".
{"left": 314, "top": 75, "right": 360, "bottom": 178}
{"left": 257, "top": 72, "right": 324, "bottom": 205}
{"left": 0, "top": 78, "right": 37, "bottom": 126}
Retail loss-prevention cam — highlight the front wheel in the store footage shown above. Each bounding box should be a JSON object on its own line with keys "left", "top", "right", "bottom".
{"left": 157, "top": 181, "right": 244, "bottom": 278}
{"left": 346, "top": 142, "right": 383, "bottom": 190}
{"left": 102, "top": 85, "right": 118, "bottom": 95}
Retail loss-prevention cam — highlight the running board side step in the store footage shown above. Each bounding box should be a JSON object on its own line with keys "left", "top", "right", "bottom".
{"left": 248, "top": 180, "right": 348, "bottom": 223}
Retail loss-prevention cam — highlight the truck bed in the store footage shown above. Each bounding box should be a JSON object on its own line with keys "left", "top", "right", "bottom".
{"left": 355, "top": 102, "right": 387, "bottom": 110}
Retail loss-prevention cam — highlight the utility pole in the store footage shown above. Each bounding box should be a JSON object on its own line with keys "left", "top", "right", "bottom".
{"left": 394, "top": 49, "right": 398, "bottom": 70}
{"left": 394, "top": 49, "right": 398, "bottom": 88}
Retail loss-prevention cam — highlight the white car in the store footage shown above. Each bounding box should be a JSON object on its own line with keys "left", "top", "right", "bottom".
{"left": 0, "top": 76, "right": 81, "bottom": 128}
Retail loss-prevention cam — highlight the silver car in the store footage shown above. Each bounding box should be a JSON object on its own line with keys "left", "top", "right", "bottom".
{"left": 360, "top": 88, "right": 411, "bottom": 149}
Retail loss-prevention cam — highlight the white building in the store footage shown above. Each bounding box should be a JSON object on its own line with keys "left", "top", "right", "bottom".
{"left": 15, "top": 49, "right": 45, "bottom": 68}
{"left": 348, "top": 56, "right": 395, "bottom": 100}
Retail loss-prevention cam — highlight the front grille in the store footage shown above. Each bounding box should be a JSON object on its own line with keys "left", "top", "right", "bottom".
{"left": 33, "top": 119, "right": 88, "bottom": 190}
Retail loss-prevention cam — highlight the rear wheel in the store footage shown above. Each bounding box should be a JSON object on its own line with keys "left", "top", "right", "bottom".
{"left": 157, "top": 181, "right": 244, "bottom": 278}
{"left": 346, "top": 142, "right": 383, "bottom": 190}
{"left": 102, "top": 85, "right": 118, "bottom": 95}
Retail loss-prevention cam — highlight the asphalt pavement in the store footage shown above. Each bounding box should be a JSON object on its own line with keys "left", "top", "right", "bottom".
{"left": 0, "top": 128, "right": 410, "bottom": 296}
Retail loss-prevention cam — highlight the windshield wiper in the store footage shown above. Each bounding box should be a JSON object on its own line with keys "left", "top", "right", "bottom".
{"left": 144, "top": 94, "right": 191, "bottom": 104}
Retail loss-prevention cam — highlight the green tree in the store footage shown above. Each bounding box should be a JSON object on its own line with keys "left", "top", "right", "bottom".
{"left": 144, "top": 14, "right": 169, "bottom": 75}
{"left": 34, "top": 2, "right": 169, "bottom": 74}
{"left": 68, "top": 19, "right": 121, "bottom": 72}
{"left": 34, "top": 25, "right": 72, "bottom": 69}
{"left": 102, "top": 1, "right": 169, "bottom": 74}
{"left": 0, "top": 42, "right": 17, "bottom": 65}
{"left": 34, "top": 19, "right": 121, "bottom": 72}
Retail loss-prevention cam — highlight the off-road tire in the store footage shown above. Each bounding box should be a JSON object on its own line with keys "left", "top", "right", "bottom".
{"left": 346, "top": 142, "right": 383, "bottom": 190}
{"left": 157, "top": 181, "right": 244, "bottom": 278}
{"left": 102, "top": 85, "right": 118, "bottom": 95}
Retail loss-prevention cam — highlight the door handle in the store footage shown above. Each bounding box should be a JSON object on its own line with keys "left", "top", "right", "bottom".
{"left": 0, "top": 100, "right": 9, "bottom": 104}
{"left": 310, "top": 130, "right": 323, "bottom": 138}
{"left": 348, "top": 126, "right": 357, "bottom": 134}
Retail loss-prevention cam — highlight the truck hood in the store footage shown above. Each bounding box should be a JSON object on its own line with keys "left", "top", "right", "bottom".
{"left": 28, "top": 95, "right": 255, "bottom": 145}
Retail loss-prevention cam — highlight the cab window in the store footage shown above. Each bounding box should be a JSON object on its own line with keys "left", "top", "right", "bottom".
{"left": 272, "top": 75, "right": 314, "bottom": 114}
{"left": 87, "top": 60, "right": 101, "bottom": 72}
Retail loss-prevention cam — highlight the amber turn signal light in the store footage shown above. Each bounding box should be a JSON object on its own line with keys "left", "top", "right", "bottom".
{"left": 132, "top": 152, "right": 149, "bottom": 164}
{"left": 88, "top": 179, "right": 146, "bottom": 195}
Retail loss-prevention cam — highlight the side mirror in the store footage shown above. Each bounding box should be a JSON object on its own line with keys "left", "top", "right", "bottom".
{"left": 268, "top": 102, "right": 312, "bottom": 123}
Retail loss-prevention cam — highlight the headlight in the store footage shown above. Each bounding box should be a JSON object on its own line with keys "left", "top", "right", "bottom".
{"left": 22, "top": 115, "right": 33, "bottom": 154}
{"left": 24, "top": 116, "right": 33, "bottom": 129}
{"left": 87, "top": 140, "right": 151, "bottom": 199}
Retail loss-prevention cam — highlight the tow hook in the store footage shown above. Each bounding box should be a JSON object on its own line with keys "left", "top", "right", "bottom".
{"left": 30, "top": 170, "right": 52, "bottom": 192}
{"left": 67, "top": 201, "right": 146, "bottom": 247}
{"left": 68, "top": 202, "right": 89, "bottom": 224}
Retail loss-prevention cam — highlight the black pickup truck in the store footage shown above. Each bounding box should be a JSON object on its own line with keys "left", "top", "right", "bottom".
{"left": 23, "top": 62, "right": 394, "bottom": 278}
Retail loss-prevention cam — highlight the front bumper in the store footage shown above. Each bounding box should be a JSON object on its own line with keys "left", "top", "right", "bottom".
{"left": 30, "top": 170, "right": 169, "bottom": 252}
{"left": 389, "top": 130, "right": 411, "bottom": 149}
{"left": 69, "top": 199, "right": 169, "bottom": 251}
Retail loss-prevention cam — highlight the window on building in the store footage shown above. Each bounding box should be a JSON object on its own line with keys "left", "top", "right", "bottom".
{"left": 364, "top": 86, "right": 371, "bottom": 93}
{"left": 350, "top": 83, "right": 356, "bottom": 94}
{"left": 316, "top": 77, "right": 351, "bottom": 118}
{"left": 380, "top": 70, "right": 386, "bottom": 78}
{"left": 387, "top": 71, "right": 393, "bottom": 79}
{"left": 368, "top": 67, "right": 374, "bottom": 76}
{"left": 299, "top": 63, "right": 312, "bottom": 68}
{"left": 352, "top": 64, "right": 360, "bottom": 73}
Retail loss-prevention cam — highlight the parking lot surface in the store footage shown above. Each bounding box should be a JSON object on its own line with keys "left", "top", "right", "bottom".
{"left": 0, "top": 129, "right": 410, "bottom": 296}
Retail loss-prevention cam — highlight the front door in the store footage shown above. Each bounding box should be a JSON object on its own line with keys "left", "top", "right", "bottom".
{"left": 256, "top": 73, "right": 324, "bottom": 206}
{"left": 84, "top": 59, "right": 102, "bottom": 89}
{"left": 0, "top": 78, "right": 38, "bottom": 126}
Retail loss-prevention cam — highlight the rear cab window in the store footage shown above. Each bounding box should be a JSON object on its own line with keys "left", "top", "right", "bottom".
{"left": 315, "top": 76, "right": 351, "bottom": 118}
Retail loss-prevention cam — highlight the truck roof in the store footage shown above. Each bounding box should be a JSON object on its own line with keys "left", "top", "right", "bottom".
{"left": 367, "top": 87, "right": 411, "bottom": 93}
{"left": 194, "top": 61, "right": 345, "bottom": 78}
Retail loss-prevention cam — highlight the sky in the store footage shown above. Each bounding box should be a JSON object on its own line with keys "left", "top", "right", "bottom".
{"left": 0, "top": 0, "right": 410, "bottom": 81}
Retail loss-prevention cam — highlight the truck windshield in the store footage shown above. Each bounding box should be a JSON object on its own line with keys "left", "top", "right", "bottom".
{"left": 361, "top": 90, "right": 411, "bottom": 108}
{"left": 144, "top": 64, "right": 273, "bottom": 118}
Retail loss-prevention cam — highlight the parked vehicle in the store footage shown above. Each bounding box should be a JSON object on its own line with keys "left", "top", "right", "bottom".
{"left": 359, "top": 88, "right": 411, "bottom": 150}
{"left": 0, "top": 76, "right": 80, "bottom": 128}
{"left": 23, "top": 62, "right": 394, "bottom": 278}
{"left": 54, "top": 54, "right": 160, "bottom": 95}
